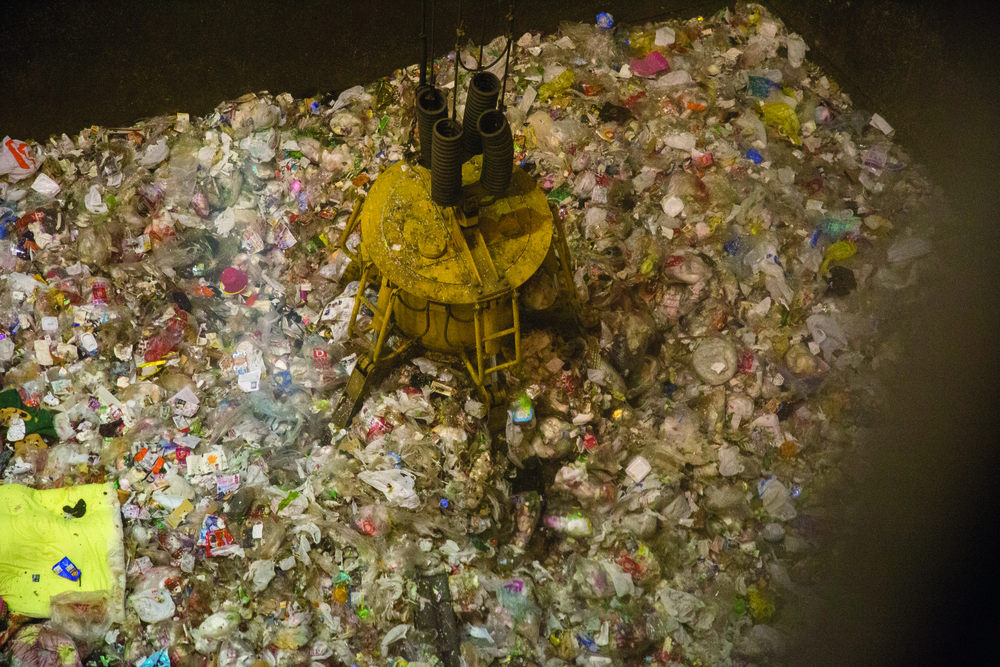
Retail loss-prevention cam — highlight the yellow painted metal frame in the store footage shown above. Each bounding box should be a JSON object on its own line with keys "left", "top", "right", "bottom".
{"left": 338, "top": 201, "right": 363, "bottom": 263}
{"left": 345, "top": 261, "right": 524, "bottom": 399}
{"left": 458, "top": 291, "right": 521, "bottom": 403}
{"left": 338, "top": 176, "right": 575, "bottom": 407}
{"left": 345, "top": 261, "right": 406, "bottom": 365}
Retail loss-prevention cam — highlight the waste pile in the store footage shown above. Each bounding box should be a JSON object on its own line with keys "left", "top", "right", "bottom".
{"left": 0, "top": 4, "right": 940, "bottom": 666}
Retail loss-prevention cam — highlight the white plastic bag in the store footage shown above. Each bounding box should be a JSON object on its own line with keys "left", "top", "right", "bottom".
{"left": 358, "top": 468, "right": 419, "bottom": 508}
{"left": 760, "top": 477, "right": 797, "bottom": 521}
{"left": 0, "top": 136, "right": 38, "bottom": 180}
{"left": 247, "top": 560, "right": 276, "bottom": 592}
{"left": 85, "top": 185, "right": 108, "bottom": 214}
{"left": 130, "top": 587, "right": 175, "bottom": 623}
{"left": 786, "top": 33, "right": 808, "bottom": 68}
{"left": 139, "top": 138, "right": 169, "bottom": 168}
{"left": 31, "top": 173, "right": 61, "bottom": 197}
{"left": 192, "top": 610, "right": 240, "bottom": 655}
{"left": 718, "top": 444, "right": 745, "bottom": 477}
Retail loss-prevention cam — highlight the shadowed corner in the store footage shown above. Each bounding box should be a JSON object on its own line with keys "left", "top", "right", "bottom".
{"left": 767, "top": 1, "right": 1000, "bottom": 663}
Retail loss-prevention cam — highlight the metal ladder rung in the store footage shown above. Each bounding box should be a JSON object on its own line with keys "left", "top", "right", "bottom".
{"left": 483, "top": 326, "right": 516, "bottom": 342}
{"left": 483, "top": 358, "right": 518, "bottom": 376}
{"left": 358, "top": 295, "right": 383, "bottom": 318}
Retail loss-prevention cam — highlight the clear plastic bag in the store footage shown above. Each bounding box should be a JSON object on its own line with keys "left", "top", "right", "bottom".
{"left": 48, "top": 590, "right": 113, "bottom": 646}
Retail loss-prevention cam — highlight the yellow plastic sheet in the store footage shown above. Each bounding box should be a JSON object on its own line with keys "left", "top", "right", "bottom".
{"left": 0, "top": 483, "right": 125, "bottom": 618}
{"left": 820, "top": 240, "right": 858, "bottom": 275}
{"left": 538, "top": 69, "right": 575, "bottom": 101}
{"left": 760, "top": 102, "right": 801, "bottom": 145}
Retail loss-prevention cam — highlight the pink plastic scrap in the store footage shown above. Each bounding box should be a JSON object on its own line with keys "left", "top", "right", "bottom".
{"left": 630, "top": 51, "right": 670, "bottom": 77}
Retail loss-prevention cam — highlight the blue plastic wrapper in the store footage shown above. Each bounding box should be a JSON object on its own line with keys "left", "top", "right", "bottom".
{"left": 0, "top": 209, "right": 17, "bottom": 239}
{"left": 138, "top": 651, "right": 171, "bottom": 667}
{"left": 199, "top": 513, "right": 225, "bottom": 543}
{"left": 819, "top": 215, "right": 860, "bottom": 241}
{"left": 746, "top": 148, "right": 764, "bottom": 164}
{"left": 577, "top": 633, "right": 599, "bottom": 652}
{"left": 52, "top": 557, "right": 81, "bottom": 582}
{"left": 596, "top": 12, "right": 614, "bottom": 30}
{"left": 748, "top": 75, "right": 781, "bottom": 98}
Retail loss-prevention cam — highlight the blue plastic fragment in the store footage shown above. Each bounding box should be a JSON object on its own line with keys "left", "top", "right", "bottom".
{"left": 748, "top": 75, "right": 781, "bottom": 98}
{"left": 274, "top": 370, "right": 292, "bottom": 391}
{"left": 819, "top": 216, "right": 859, "bottom": 241}
{"left": 596, "top": 12, "right": 614, "bottom": 29}
{"left": 577, "top": 634, "right": 599, "bottom": 652}
{"left": 746, "top": 148, "right": 763, "bottom": 164}
{"left": 52, "top": 556, "right": 81, "bottom": 582}
{"left": 138, "top": 651, "right": 170, "bottom": 667}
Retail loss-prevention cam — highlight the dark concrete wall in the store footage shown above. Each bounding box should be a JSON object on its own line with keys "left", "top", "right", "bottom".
{"left": 2, "top": 0, "right": 725, "bottom": 142}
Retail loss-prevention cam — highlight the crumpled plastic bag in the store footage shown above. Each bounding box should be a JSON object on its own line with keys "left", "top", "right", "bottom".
{"left": 630, "top": 50, "right": 670, "bottom": 77}
{"left": 745, "top": 237, "right": 793, "bottom": 305}
{"left": 30, "top": 173, "right": 61, "bottom": 197}
{"left": 5, "top": 623, "right": 82, "bottom": 667}
{"left": 130, "top": 586, "right": 175, "bottom": 624}
{"left": 735, "top": 111, "right": 767, "bottom": 146}
{"left": 247, "top": 559, "right": 276, "bottom": 592}
{"left": 658, "top": 408, "right": 712, "bottom": 466}
{"left": 84, "top": 185, "right": 107, "bottom": 214}
{"left": 527, "top": 111, "right": 584, "bottom": 152}
{"left": 886, "top": 236, "right": 931, "bottom": 263}
{"left": 217, "top": 640, "right": 255, "bottom": 667}
{"left": 761, "top": 102, "right": 801, "bottom": 145}
{"left": 193, "top": 610, "right": 241, "bottom": 654}
{"left": 49, "top": 590, "right": 113, "bottom": 645}
{"left": 652, "top": 69, "right": 693, "bottom": 88}
{"left": 718, "top": 444, "right": 745, "bottom": 476}
{"left": 663, "top": 132, "right": 696, "bottom": 152}
{"left": 358, "top": 468, "right": 419, "bottom": 508}
{"left": 230, "top": 98, "right": 281, "bottom": 138}
{"left": 0, "top": 136, "right": 38, "bottom": 181}
{"left": 538, "top": 68, "right": 575, "bottom": 101}
{"left": 392, "top": 390, "right": 434, "bottom": 422}
{"left": 806, "top": 313, "right": 849, "bottom": 361}
{"left": 239, "top": 129, "right": 276, "bottom": 162}
{"left": 759, "top": 477, "right": 797, "bottom": 521}
{"left": 138, "top": 138, "right": 169, "bottom": 168}
{"left": 331, "top": 85, "right": 367, "bottom": 110}
{"left": 738, "top": 624, "right": 788, "bottom": 660}
{"left": 658, "top": 585, "right": 705, "bottom": 623}
{"left": 786, "top": 33, "right": 808, "bottom": 68}
{"left": 379, "top": 624, "right": 411, "bottom": 656}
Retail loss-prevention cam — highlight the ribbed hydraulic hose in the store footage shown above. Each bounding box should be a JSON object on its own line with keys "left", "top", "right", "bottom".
{"left": 461, "top": 72, "right": 500, "bottom": 156}
{"left": 431, "top": 118, "right": 464, "bottom": 206}
{"left": 478, "top": 109, "right": 513, "bottom": 196}
{"left": 416, "top": 86, "right": 447, "bottom": 168}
